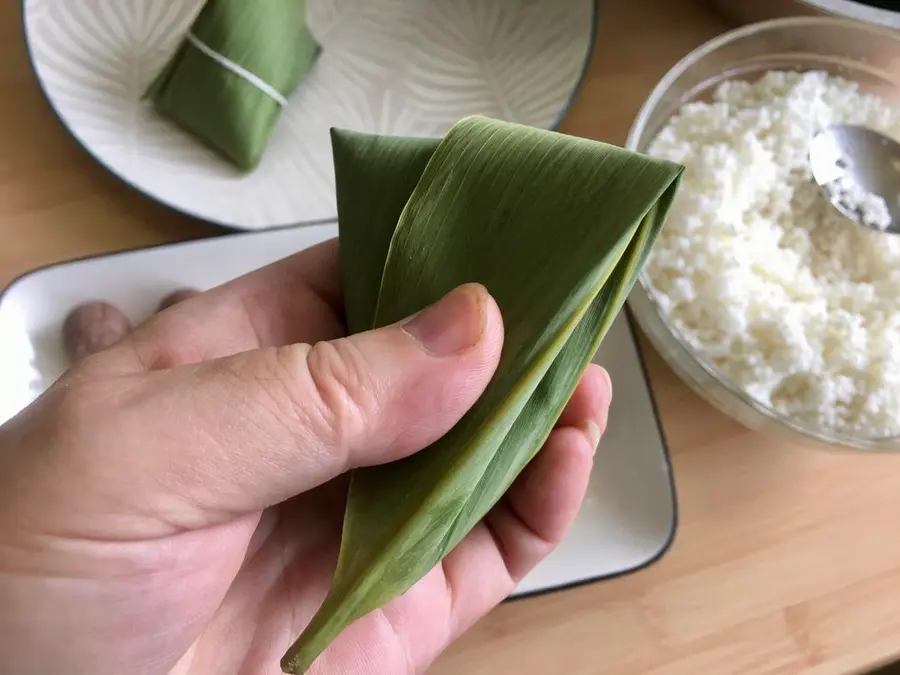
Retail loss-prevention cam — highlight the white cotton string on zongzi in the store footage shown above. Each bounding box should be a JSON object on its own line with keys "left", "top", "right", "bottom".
{"left": 184, "top": 32, "right": 288, "bottom": 107}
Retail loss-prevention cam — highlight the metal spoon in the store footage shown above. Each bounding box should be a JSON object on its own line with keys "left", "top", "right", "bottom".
{"left": 808, "top": 124, "right": 900, "bottom": 235}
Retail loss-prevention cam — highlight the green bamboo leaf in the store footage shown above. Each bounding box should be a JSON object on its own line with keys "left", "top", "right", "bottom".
{"left": 281, "top": 115, "right": 683, "bottom": 674}
{"left": 145, "top": 0, "right": 320, "bottom": 170}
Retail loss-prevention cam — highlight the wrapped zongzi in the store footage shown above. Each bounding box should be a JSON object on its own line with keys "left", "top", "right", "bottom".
{"left": 146, "top": 0, "right": 320, "bottom": 171}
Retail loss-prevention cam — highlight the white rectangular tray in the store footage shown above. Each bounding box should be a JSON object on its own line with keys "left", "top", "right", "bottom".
{"left": 0, "top": 222, "right": 677, "bottom": 598}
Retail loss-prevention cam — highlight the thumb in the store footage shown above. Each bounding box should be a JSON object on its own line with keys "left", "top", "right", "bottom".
{"left": 130, "top": 283, "right": 504, "bottom": 521}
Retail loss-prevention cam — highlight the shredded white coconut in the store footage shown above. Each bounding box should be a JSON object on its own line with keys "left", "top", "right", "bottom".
{"left": 645, "top": 70, "right": 900, "bottom": 438}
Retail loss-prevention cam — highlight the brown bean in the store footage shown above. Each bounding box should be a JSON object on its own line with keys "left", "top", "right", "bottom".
{"left": 62, "top": 301, "right": 132, "bottom": 364}
{"left": 157, "top": 288, "right": 201, "bottom": 312}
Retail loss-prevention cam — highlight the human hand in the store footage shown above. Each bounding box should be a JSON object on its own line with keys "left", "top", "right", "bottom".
{"left": 0, "top": 239, "right": 612, "bottom": 675}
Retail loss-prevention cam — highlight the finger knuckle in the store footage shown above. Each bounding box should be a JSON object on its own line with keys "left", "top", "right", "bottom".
{"left": 48, "top": 379, "right": 94, "bottom": 432}
{"left": 35, "top": 376, "right": 113, "bottom": 455}
{"left": 300, "top": 339, "right": 380, "bottom": 447}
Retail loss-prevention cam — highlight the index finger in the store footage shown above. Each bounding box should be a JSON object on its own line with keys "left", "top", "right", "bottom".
{"left": 92, "top": 237, "right": 345, "bottom": 375}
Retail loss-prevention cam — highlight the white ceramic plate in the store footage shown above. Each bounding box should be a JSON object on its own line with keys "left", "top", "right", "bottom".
{"left": 22, "top": 0, "right": 596, "bottom": 232}
{"left": 0, "top": 222, "right": 677, "bottom": 597}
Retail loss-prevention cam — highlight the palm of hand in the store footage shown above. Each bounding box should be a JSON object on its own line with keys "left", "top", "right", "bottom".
{"left": 0, "top": 241, "right": 605, "bottom": 675}
{"left": 170, "top": 487, "right": 462, "bottom": 675}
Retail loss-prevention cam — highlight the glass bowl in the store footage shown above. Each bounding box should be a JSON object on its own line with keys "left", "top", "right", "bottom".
{"left": 624, "top": 16, "right": 900, "bottom": 452}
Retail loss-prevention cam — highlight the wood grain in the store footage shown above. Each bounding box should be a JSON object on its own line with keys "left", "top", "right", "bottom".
{"left": 3, "top": 0, "right": 900, "bottom": 674}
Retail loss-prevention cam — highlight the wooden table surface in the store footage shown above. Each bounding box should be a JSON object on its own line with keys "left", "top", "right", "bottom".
{"left": 4, "top": 0, "right": 900, "bottom": 673}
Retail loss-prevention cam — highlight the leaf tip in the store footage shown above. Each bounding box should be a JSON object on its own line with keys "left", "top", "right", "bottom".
{"left": 279, "top": 653, "right": 304, "bottom": 675}
{"left": 279, "top": 637, "right": 318, "bottom": 675}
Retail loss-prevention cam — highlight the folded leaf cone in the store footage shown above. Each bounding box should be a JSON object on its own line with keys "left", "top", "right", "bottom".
{"left": 281, "top": 116, "right": 683, "bottom": 674}
{"left": 145, "top": 0, "right": 320, "bottom": 171}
